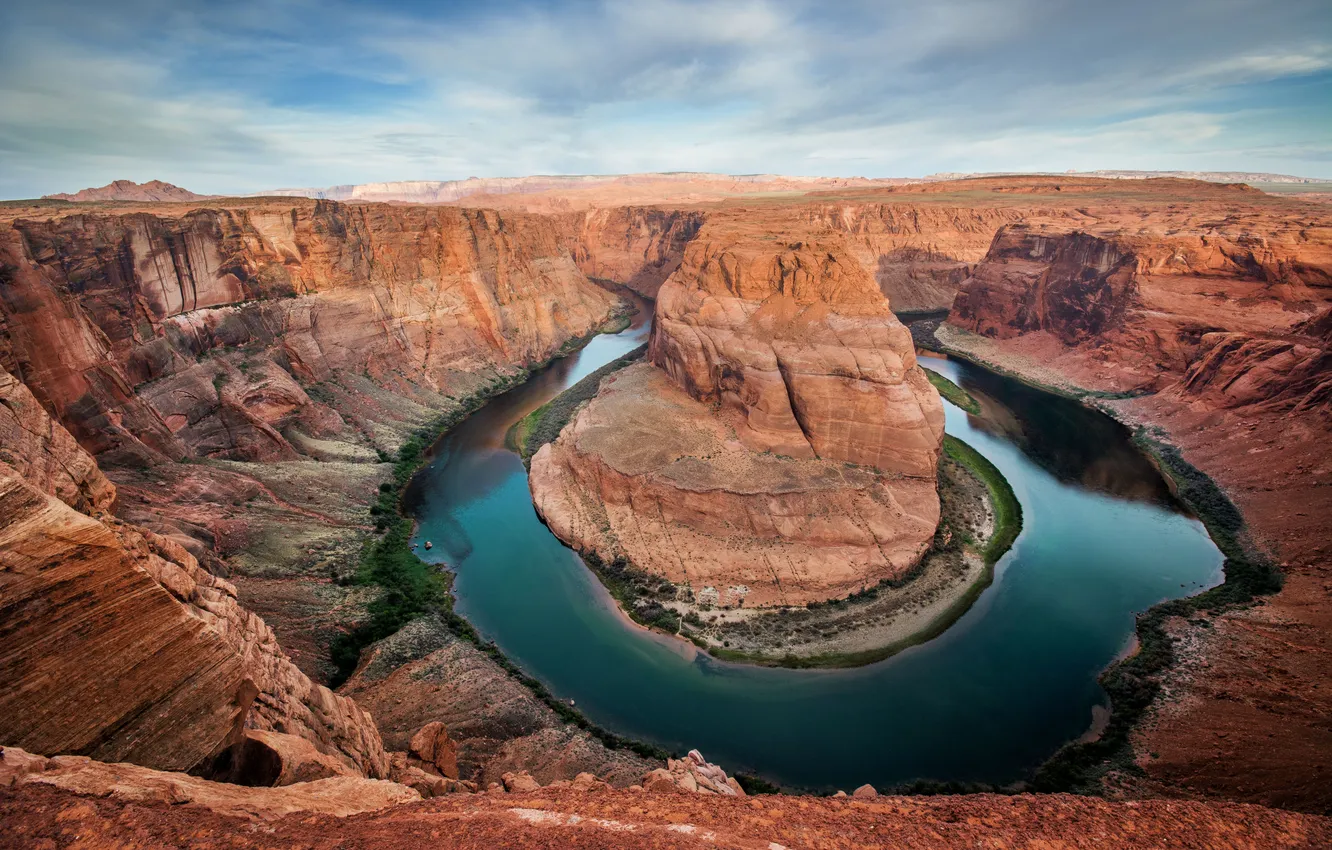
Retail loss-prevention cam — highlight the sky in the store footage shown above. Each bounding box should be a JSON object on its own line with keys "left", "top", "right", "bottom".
{"left": 1, "top": 0, "right": 1329, "bottom": 199}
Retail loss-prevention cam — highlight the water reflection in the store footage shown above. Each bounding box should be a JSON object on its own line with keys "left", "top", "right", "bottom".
{"left": 920, "top": 352, "right": 1179, "bottom": 509}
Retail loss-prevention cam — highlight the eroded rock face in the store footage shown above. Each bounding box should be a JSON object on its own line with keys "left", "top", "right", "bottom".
{"left": 531, "top": 364, "right": 940, "bottom": 606}
{"left": 570, "top": 207, "right": 705, "bottom": 298}
{"left": 0, "top": 747, "right": 417, "bottom": 821}
{"left": 340, "top": 616, "right": 656, "bottom": 789}
{"left": 532, "top": 223, "right": 944, "bottom": 605}
{"left": 0, "top": 376, "right": 388, "bottom": 778}
{"left": 948, "top": 222, "right": 1332, "bottom": 391}
{"left": 650, "top": 224, "right": 945, "bottom": 476}
{"left": 1, "top": 201, "right": 622, "bottom": 464}
{"left": 802, "top": 203, "right": 1033, "bottom": 312}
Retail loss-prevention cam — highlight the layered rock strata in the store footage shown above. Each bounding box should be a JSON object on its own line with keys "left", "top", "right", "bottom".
{"left": 532, "top": 224, "right": 944, "bottom": 606}
{"left": 0, "top": 371, "right": 388, "bottom": 778}
{"left": 649, "top": 224, "right": 945, "bottom": 474}
{"left": 569, "top": 206, "right": 704, "bottom": 298}
{"left": 938, "top": 200, "right": 1332, "bottom": 810}
{"left": 531, "top": 364, "right": 940, "bottom": 605}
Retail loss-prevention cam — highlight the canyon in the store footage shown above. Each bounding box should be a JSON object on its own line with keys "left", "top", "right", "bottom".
{"left": 1, "top": 173, "right": 1330, "bottom": 843}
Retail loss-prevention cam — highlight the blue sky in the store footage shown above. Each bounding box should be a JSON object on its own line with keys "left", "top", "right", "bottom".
{"left": 1, "top": 0, "right": 1329, "bottom": 198}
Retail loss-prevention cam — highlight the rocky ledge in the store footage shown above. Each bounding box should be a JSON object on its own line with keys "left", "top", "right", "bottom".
{"left": 3, "top": 744, "right": 1328, "bottom": 849}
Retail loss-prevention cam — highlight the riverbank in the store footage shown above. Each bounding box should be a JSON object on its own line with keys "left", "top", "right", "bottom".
{"left": 918, "top": 321, "right": 1285, "bottom": 794}
{"left": 327, "top": 307, "right": 676, "bottom": 770}
{"left": 922, "top": 366, "right": 981, "bottom": 414}
{"left": 507, "top": 343, "right": 648, "bottom": 462}
{"left": 698, "top": 434, "right": 1021, "bottom": 668}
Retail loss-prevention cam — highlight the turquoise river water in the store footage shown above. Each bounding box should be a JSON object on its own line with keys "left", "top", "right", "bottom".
{"left": 403, "top": 299, "right": 1223, "bottom": 791}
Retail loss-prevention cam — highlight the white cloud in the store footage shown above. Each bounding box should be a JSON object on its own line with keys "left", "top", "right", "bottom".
{"left": 0, "top": 0, "right": 1328, "bottom": 198}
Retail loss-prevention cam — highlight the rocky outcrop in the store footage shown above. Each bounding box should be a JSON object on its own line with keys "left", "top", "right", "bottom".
{"left": 408, "top": 722, "right": 459, "bottom": 780}
{"left": 0, "top": 371, "right": 389, "bottom": 779}
{"left": 0, "top": 747, "right": 417, "bottom": 821}
{"left": 531, "top": 364, "right": 940, "bottom": 605}
{"left": 641, "top": 750, "right": 744, "bottom": 796}
{"left": 650, "top": 223, "right": 944, "bottom": 476}
{"left": 532, "top": 222, "right": 944, "bottom": 605}
{"left": 1175, "top": 325, "right": 1331, "bottom": 416}
{"left": 0, "top": 367, "right": 115, "bottom": 512}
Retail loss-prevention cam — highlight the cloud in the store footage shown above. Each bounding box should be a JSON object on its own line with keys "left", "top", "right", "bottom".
{"left": 0, "top": 0, "right": 1328, "bottom": 198}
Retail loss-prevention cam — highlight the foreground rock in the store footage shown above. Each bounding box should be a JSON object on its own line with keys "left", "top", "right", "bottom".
{"left": 642, "top": 750, "right": 745, "bottom": 796}
{"left": 0, "top": 371, "right": 387, "bottom": 778}
{"left": 3, "top": 752, "right": 1327, "bottom": 849}
{"left": 0, "top": 747, "right": 416, "bottom": 821}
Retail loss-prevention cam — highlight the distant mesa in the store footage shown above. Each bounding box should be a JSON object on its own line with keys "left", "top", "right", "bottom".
{"left": 42, "top": 179, "right": 215, "bottom": 203}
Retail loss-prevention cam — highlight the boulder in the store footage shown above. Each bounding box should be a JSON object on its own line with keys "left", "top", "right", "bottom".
{"left": 501, "top": 771, "right": 542, "bottom": 793}
{"left": 408, "top": 721, "right": 459, "bottom": 779}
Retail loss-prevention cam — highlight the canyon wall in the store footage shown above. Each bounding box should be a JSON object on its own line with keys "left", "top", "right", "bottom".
{"left": 569, "top": 206, "right": 705, "bottom": 298}
{"left": 949, "top": 220, "right": 1332, "bottom": 390}
{"left": 1, "top": 201, "right": 622, "bottom": 465}
{"left": 0, "top": 368, "right": 388, "bottom": 777}
{"left": 938, "top": 195, "right": 1332, "bottom": 810}
{"left": 802, "top": 203, "right": 1036, "bottom": 312}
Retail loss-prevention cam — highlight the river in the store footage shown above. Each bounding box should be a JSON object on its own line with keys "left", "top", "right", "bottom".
{"left": 402, "top": 296, "right": 1222, "bottom": 791}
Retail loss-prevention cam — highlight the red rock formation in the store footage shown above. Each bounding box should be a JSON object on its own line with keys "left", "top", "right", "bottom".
{"left": 949, "top": 220, "right": 1332, "bottom": 390}
{"left": 0, "top": 370, "right": 389, "bottom": 778}
{"left": 569, "top": 206, "right": 704, "bottom": 297}
{"left": 801, "top": 203, "right": 1034, "bottom": 311}
{"left": 3, "top": 746, "right": 1329, "bottom": 848}
{"left": 2, "top": 201, "right": 622, "bottom": 463}
{"left": 532, "top": 220, "right": 944, "bottom": 605}
{"left": 651, "top": 222, "right": 944, "bottom": 476}
{"left": 531, "top": 364, "right": 941, "bottom": 606}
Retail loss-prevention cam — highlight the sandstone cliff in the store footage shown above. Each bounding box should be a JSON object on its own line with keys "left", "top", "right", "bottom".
{"left": 0, "top": 370, "right": 388, "bottom": 778}
{"left": 802, "top": 202, "right": 1034, "bottom": 312}
{"left": 569, "top": 206, "right": 704, "bottom": 298}
{"left": 532, "top": 221, "right": 944, "bottom": 605}
{"left": 949, "top": 220, "right": 1332, "bottom": 391}
{"left": 2, "top": 201, "right": 622, "bottom": 464}
{"left": 650, "top": 222, "right": 944, "bottom": 475}
{"left": 936, "top": 190, "right": 1332, "bottom": 810}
